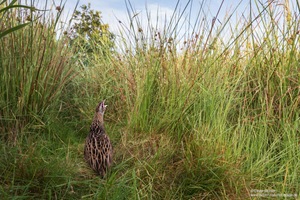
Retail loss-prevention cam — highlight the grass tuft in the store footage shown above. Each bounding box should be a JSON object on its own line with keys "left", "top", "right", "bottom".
{"left": 1, "top": 0, "right": 300, "bottom": 199}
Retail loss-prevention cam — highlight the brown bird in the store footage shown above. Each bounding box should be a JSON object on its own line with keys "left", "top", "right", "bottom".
{"left": 84, "top": 100, "right": 113, "bottom": 177}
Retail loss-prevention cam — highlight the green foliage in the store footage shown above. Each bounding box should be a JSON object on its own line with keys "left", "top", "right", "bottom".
{"left": 70, "top": 3, "right": 115, "bottom": 57}
{"left": 1, "top": 0, "right": 300, "bottom": 199}
{"left": 0, "top": 1, "right": 75, "bottom": 142}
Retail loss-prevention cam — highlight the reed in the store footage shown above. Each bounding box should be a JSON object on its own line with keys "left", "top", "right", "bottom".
{"left": 0, "top": 0, "right": 299, "bottom": 199}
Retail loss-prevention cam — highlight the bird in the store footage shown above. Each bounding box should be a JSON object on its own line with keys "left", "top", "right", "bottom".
{"left": 84, "top": 100, "right": 113, "bottom": 177}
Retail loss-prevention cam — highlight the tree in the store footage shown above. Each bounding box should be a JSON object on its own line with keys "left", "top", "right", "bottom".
{"left": 70, "top": 3, "right": 115, "bottom": 54}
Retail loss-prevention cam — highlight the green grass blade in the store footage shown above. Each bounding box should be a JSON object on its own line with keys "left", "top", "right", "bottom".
{"left": 0, "top": 22, "right": 31, "bottom": 38}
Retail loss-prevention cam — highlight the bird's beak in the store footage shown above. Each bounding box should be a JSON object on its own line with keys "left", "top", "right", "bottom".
{"left": 102, "top": 100, "right": 107, "bottom": 108}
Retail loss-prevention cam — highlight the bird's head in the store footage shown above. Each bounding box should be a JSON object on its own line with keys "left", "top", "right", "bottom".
{"left": 96, "top": 100, "right": 107, "bottom": 115}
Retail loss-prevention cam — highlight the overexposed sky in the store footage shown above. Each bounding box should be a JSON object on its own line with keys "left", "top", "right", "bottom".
{"left": 59, "top": 0, "right": 250, "bottom": 32}
{"left": 28, "top": 0, "right": 298, "bottom": 34}
{"left": 31, "top": 0, "right": 296, "bottom": 49}
{"left": 49, "top": 0, "right": 296, "bottom": 39}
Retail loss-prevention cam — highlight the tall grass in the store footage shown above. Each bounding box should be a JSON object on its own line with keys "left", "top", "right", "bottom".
{"left": 0, "top": 1, "right": 75, "bottom": 143}
{"left": 89, "top": 0, "right": 299, "bottom": 198}
{"left": 0, "top": 0, "right": 299, "bottom": 199}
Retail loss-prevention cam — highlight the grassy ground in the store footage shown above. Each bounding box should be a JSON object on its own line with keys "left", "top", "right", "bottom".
{"left": 0, "top": 0, "right": 300, "bottom": 199}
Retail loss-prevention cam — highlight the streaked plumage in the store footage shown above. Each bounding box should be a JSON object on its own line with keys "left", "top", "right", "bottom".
{"left": 84, "top": 100, "right": 113, "bottom": 177}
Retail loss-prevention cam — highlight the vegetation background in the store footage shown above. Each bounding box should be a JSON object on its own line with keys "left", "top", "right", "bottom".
{"left": 0, "top": 0, "right": 299, "bottom": 199}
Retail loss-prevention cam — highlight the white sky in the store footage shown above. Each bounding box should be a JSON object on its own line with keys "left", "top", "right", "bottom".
{"left": 59, "top": 0, "right": 251, "bottom": 33}
{"left": 53, "top": 1, "right": 297, "bottom": 36}
{"left": 32, "top": 0, "right": 297, "bottom": 50}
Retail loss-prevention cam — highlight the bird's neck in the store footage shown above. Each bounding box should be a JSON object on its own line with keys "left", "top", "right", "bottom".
{"left": 93, "top": 113, "right": 104, "bottom": 127}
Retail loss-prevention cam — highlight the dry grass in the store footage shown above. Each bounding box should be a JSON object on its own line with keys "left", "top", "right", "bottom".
{"left": 1, "top": 0, "right": 300, "bottom": 199}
